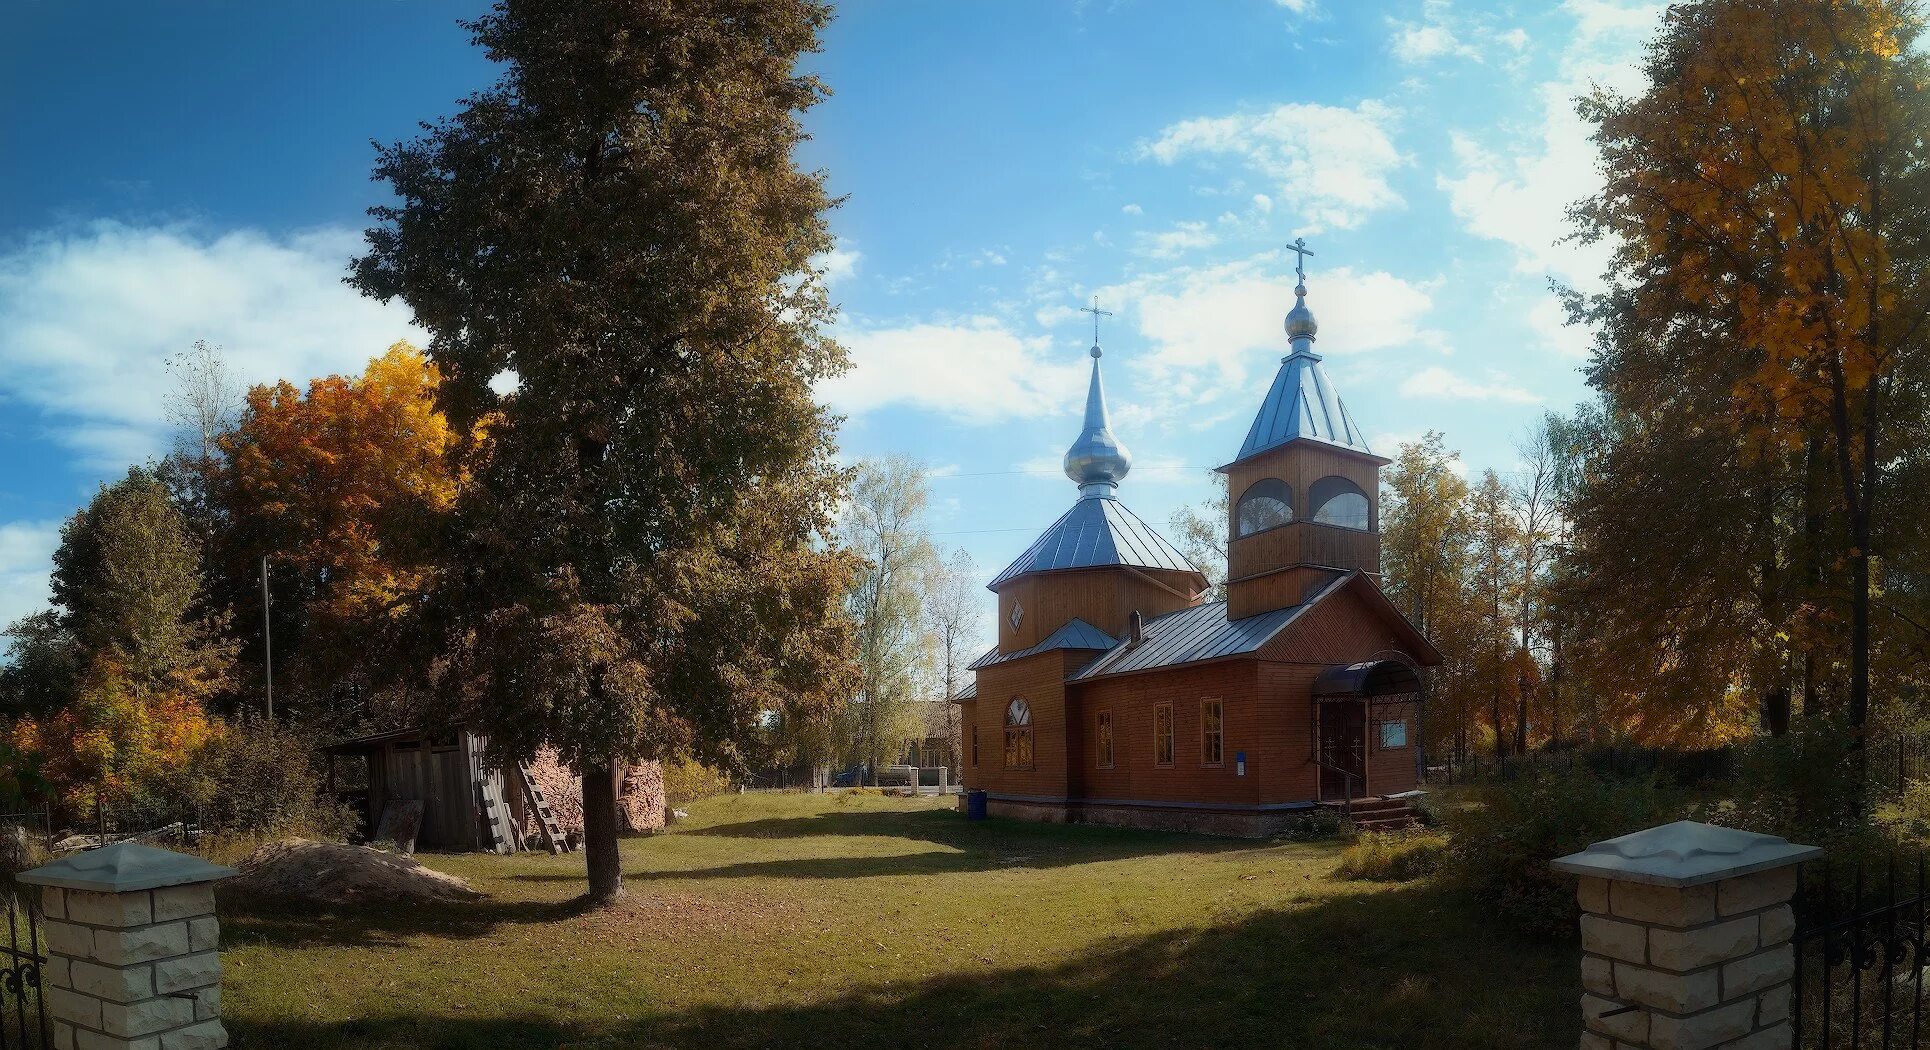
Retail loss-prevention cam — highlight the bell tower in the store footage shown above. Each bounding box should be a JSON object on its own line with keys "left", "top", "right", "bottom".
{"left": 1221, "top": 241, "right": 1389, "bottom": 620}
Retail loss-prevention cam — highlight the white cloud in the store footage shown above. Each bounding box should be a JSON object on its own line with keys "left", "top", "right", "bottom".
{"left": 1275, "top": 0, "right": 1318, "bottom": 12}
{"left": 0, "top": 221, "right": 420, "bottom": 469}
{"left": 1529, "top": 297, "right": 1594, "bottom": 359}
{"left": 1136, "top": 221, "right": 1219, "bottom": 259}
{"left": 1121, "top": 203, "right": 1144, "bottom": 216}
{"left": 821, "top": 318, "right": 1089, "bottom": 424}
{"left": 1390, "top": 21, "right": 1469, "bottom": 63}
{"left": 0, "top": 520, "right": 61, "bottom": 637}
{"left": 1131, "top": 258, "right": 1439, "bottom": 393}
{"left": 1399, "top": 365, "right": 1540, "bottom": 404}
{"left": 1140, "top": 100, "right": 1404, "bottom": 232}
{"left": 816, "top": 244, "right": 862, "bottom": 285}
{"left": 1436, "top": 0, "right": 1664, "bottom": 284}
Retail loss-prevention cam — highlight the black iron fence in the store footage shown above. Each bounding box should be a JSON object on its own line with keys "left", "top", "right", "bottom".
{"left": 1428, "top": 734, "right": 1930, "bottom": 798}
{"left": 1794, "top": 855, "right": 1930, "bottom": 1048}
{"left": 0, "top": 894, "right": 50, "bottom": 1049}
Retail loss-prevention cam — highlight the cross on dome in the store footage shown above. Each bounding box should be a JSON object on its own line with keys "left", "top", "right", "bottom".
{"left": 1079, "top": 295, "right": 1113, "bottom": 358}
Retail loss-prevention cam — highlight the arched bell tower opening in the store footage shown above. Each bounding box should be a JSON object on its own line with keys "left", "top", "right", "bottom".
{"left": 1219, "top": 239, "right": 1389, "bottom": 620}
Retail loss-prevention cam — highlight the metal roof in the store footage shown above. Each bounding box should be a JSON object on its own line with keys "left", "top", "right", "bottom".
{"left": 1233, "top": 347, "right": 1374, "bottom": 463}
{"left": 952, "top": 680, "right": 978, "bottom": 701}
{"left": 1071, "top": 598, "right": 1312, "bottom": 680}
{"left": 989, "top": 496, "right": 1203, "bottom": 590}
{"left": 1312, "top": 659, "right": 1422, "bottom": 697}
{"left": 967, "top": 618, "right": 1120, "bottom": 671}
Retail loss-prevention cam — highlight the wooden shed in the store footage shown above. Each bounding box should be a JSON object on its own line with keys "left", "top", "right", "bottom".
{"left": 323, "top": 727, "right": 536, "bottom": 854}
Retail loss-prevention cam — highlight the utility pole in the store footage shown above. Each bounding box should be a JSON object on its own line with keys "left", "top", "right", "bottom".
{"left": 261, "top": 555, "right": 274, "bottom": 721}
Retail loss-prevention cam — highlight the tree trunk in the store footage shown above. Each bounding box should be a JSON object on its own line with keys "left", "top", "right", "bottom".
{"left": 582, "top": 762, "right": 625, "bottom": 905}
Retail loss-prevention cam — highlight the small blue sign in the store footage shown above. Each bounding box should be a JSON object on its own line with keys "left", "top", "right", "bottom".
{"left": 1235, "top": 751, "right": 1247, "bottom": 776}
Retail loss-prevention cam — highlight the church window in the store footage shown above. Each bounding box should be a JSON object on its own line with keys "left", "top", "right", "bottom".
{"left": 1009, "top": 603, "right": 1024, "bottom": 630}
{"left": 1309, "top": 476, "right": 1372, "bottom": 531}
{"left": 971, "top": 726, "right": 979, "bottom": 767}
{"left": 1097, "top": 711, "right": 1114, "bottom": 768}
{"left": 1201, "top": 699, "right": 1224, "bottom": 766}
{"left": 1235, "top": 479, "right": 1295, "bottom": 537}
{"left": 1004, "top": 699, "right": 1033, "bottom": 770}
{"left": 1154, "top": 703, "right": 1175, "bottom": 767}
{"left": 1379, "top": 720, "right": 1408, "bottom": 750}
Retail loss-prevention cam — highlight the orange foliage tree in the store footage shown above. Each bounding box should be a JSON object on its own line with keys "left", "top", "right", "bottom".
{"left": 208, "top": 343, "right": 458, "bottom": 725}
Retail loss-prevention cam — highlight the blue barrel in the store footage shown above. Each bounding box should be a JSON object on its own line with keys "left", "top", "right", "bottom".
{"left": 966, "top": 789, "right": 988, "bottom": 821}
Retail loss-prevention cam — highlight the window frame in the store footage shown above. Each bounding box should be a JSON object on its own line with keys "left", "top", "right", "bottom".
{"left": 1234, "top": 478, "right": 1295, "bottom": 538}
{"left": 1308, "top": 475, "right": 1374, "bottom": 531}
{"left": 1201, "top": 698, "right": 1224, "bottom": 767}
{"left": 1377, "top": 719, "right": 1408, "bottom": 751}
{"left": 971, "top": 725, "right": 979, "bottom": 767}
{"left": 1154, "top": 702, "right": 1175, "bottom": 768}
{"left": 1003, "top": 698, "right": 1034, "bottom": 771}
{"left": 1096, "top": 710, "right": 1115, "bottom": 769}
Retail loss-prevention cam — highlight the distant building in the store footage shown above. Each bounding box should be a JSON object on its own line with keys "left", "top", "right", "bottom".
{"left": 955, "top": 253, "right": 1440, "bottom": 836}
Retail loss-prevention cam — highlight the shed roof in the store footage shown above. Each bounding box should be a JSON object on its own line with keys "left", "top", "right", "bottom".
{"left": 988, "top": 496, "right": 1203, "bottom": 590}
{"left": 1070, "top": 590, "right": 1326, "bottom": 681}
{"left": 968, "top": 618, "right": 1120, "bottom": 671}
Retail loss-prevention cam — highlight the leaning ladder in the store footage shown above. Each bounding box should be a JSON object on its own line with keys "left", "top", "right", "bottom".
{"left": 516, "top": 762, "right": 572, "bottom": 854}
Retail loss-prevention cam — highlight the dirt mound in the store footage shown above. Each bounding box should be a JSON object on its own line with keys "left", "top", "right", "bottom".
{"left": 231, "top": 838, "right": 482, "bottom": 905}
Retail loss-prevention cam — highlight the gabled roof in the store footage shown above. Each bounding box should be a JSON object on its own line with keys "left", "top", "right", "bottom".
{"left": 952, "top": 680, "right": 978, "bottom": 701}
{"left": 1071, "top": 571, "right": 1440, "bottom": 680}
{"left": 1232, "top": 348, "right": 1375, "bottom": 464}
{"left": 967, "top": 618, "right": 1120, "bottom": 671}
{"left": 1071, "top": 594, "right": 1316, "bottom": 681}
{"left": 988, "top": 496, "right": 1204, "bottom": 590}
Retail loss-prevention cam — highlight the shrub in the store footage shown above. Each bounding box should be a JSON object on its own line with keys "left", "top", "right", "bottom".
{"left": 662, "top": 758, "right": 732, "bottom": 808}
{"left": 1335, "top": 830, "right": 1450, "bottom": 881}
{"left": 1441, "top": 767, "right": 1678, "bottom": 936}
{"left": 186, "top": 716, "right": 356, "bottom": 840}
{"left": 1273, "top": 807, "right": 1343, "bottom": 841}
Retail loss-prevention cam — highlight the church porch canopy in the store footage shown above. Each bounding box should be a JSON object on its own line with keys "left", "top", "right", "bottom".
{"left": 1312, "top": 659, "right": 1421, "bottom": 703}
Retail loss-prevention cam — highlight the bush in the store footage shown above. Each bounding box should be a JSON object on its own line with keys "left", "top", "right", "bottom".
{"left": 186, "top": 716, "right": 356, "bottom": 840}
{"left": 1441, "top": 768, "right": 1678, "bottom": 936}
{"left": 1335, "top": 830, "right": 1450, "bottom": 881}
{"left": 1273, "top": 807, "right": 1343, "bottom": 841}
{"left": 662, "top": 758, "right": 732, "bottom": 808}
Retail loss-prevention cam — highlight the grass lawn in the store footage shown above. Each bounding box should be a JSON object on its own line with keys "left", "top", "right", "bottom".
{"left": 218, "top": 792, "right": 1577, "bottom": 1049}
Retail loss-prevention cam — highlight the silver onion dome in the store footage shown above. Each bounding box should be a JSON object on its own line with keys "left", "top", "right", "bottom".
{"left": 1064, "top": 343, "right": 1132, "bottom": 497}
{"left": 1285, "top": 282, "right": 1318, "bottom": 343}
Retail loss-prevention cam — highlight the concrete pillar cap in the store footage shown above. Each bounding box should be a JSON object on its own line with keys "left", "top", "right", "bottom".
{"left": 17, "top": 841, "right": 236, "bottom": 893}
{"left": 1553, "top": 820, "right": 1820, "bottom": 888}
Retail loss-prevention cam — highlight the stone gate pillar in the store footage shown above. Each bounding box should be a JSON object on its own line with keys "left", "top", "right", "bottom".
{"left": 1554, "top": 821, "right": 1817, "bottom": 1050}
{"left": 18, "top": 840, "right": 236, "bottom": 1050}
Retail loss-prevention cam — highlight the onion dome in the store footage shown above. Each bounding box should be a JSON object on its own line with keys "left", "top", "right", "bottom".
{"left": 1063, "top": 343, "right": 1131, "bottom": 498}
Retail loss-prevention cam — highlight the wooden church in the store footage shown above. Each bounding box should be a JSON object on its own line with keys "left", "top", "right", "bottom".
{"left": 954, "top": 251, "right": 1440, "bottom": 836}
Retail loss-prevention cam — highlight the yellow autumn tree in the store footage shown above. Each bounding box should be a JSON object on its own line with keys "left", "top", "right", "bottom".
{"left": 1572, "top": 0, "right": 1930, "bottom": 742}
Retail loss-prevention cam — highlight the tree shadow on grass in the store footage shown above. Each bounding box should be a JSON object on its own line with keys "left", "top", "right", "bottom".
{"left": 217, "top": 890, "right": 597, "bottom": 952}
{"left": 507, "top": 808, "right": 1268, "bottom": 884}
{"left": 226, "top": 879, "right": 1580, "bottom": 1050}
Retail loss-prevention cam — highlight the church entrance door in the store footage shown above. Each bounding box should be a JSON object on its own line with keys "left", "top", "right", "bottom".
{"left": 1318, "top": 700, "right": 1366, "bottom": 801}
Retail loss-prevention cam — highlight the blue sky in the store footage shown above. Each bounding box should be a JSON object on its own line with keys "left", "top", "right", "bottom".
{"left": 0, "top": 0, "right": 1663, "bottom": 634}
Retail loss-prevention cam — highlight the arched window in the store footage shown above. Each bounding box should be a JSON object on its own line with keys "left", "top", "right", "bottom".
{"left": 1004, "top": 698, "right": 1034, "bottom": 770}
{"left": 1309, "top": 476, "right": 1372, "bottom": 531}
{"left": 1235, "top": 479, "right": 1294, "bottom": 537}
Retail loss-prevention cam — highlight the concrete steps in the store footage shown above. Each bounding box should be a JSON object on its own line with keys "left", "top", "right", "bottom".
{"left": 1341, "top": 796, "right": 1419, "bottom": 831}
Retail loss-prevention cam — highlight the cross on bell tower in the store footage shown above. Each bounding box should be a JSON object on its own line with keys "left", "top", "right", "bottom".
{"left": 1287, "top": 237, "right": 1314, "bottom": 284}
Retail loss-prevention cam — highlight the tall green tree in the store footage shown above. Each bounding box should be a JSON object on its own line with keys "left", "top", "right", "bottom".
{"left": 839, "top": 457, "right": 939, "bottom": 781}
{"left": 353, "top": 0, "right": 857, "bottom": 902}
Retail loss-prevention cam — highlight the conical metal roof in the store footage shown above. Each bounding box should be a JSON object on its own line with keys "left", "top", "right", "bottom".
{"left": 1231, "top": 280, "right": 1374, "bottom": 463}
